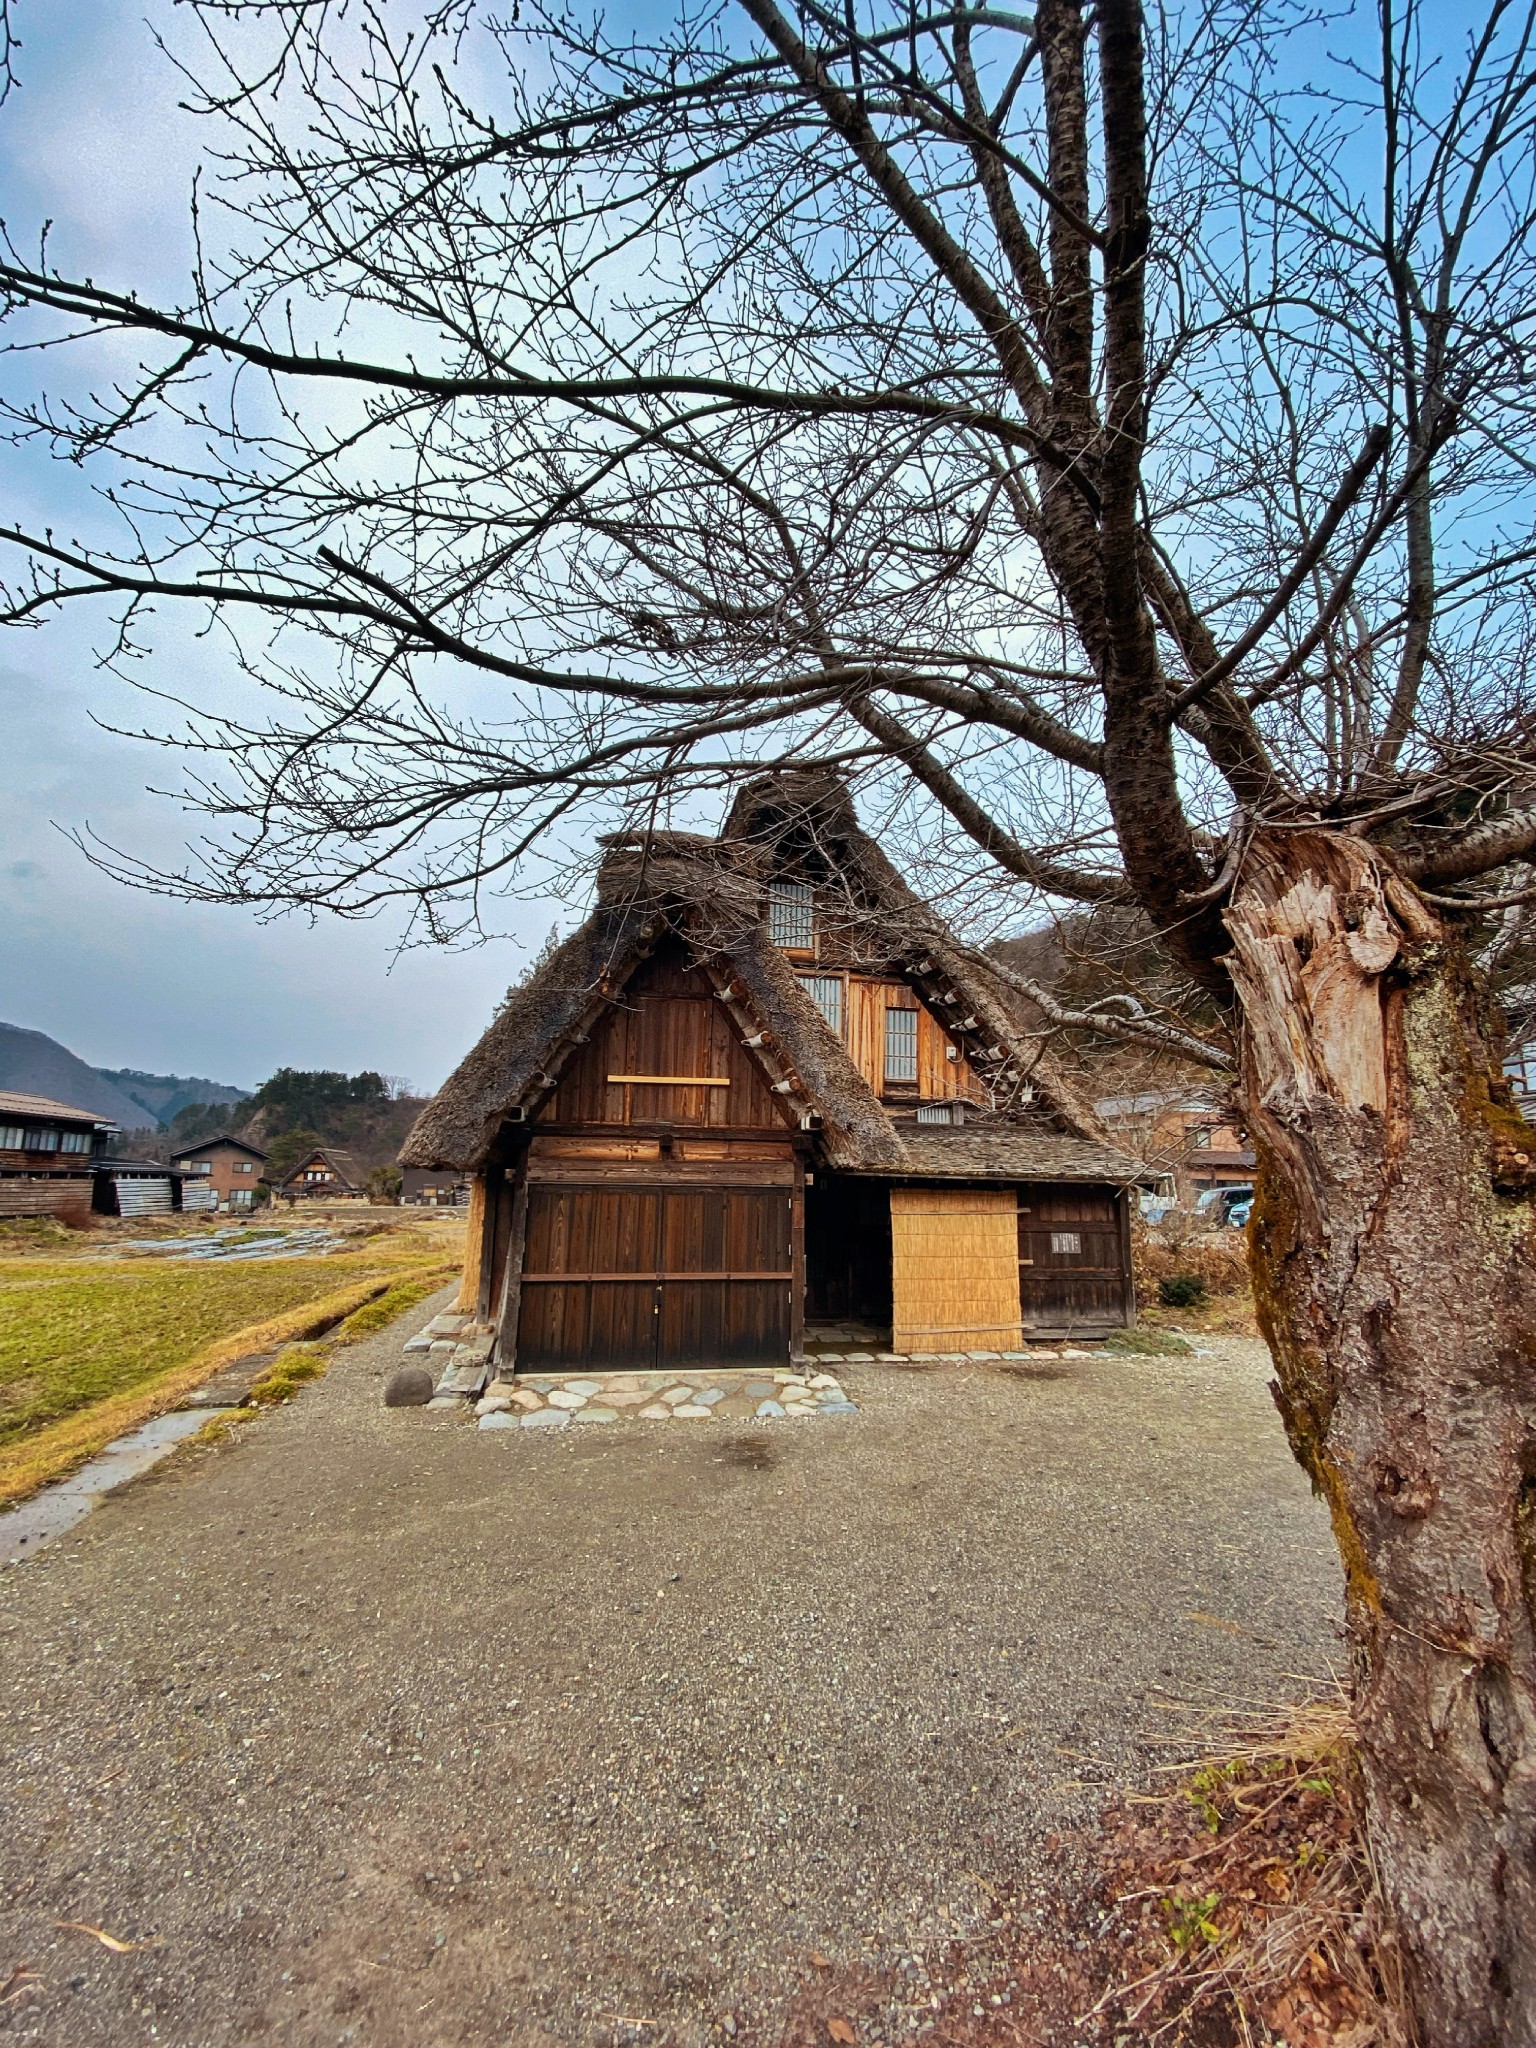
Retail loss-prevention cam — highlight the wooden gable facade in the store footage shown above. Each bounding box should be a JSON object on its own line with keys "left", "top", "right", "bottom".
{"left": 508, "top": 947, "right": 802, "bottom": 1371}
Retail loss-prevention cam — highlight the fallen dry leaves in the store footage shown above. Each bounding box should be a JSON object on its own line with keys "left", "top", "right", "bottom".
{"left": 773, "top": 1697, "right": 1406, "bottom": 2048}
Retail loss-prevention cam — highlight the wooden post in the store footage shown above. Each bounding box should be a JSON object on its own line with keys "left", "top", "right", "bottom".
{"left": 475, "top": 1168, "right": 502, "bottom": 1322}
{"left": 789, "top": 1159, "right": 806, "bottom": 1363}
{"left": 1118, "top": 1186, "right": 1137, "bottom": 1328}
{"left": 493, "top": 1170, "right": 531, "bottom": 1371}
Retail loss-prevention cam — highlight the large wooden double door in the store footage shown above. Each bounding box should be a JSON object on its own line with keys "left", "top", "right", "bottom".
{"left": 515, "top": 1182, "right": 793, "bottom": 1370}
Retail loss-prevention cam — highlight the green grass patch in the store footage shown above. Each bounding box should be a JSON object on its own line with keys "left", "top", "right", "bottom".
{"left": 0, "top": 1258, "right": 386, "bottom": 1451}
{"left": 331, "top": 1276, "right": 443, "bottom": 1343}
{"left": 247, "top": 1346, "right": 330, "bottom": 1406}
{"left": 1101, "top": 1326, "right": 1195, "bottom": 1356}
{"left": 0, "top": 1246, "right": 459, "bottom": 1507}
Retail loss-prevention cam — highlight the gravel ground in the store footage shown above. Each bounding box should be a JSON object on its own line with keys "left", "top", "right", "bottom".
{"left": 0, "top": 1291, "right": 1339, "bottom": 2048}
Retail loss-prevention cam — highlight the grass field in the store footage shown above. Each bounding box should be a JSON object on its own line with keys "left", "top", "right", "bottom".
{"left": 0, "top": 1213, "right": 463, "bottom": 1503}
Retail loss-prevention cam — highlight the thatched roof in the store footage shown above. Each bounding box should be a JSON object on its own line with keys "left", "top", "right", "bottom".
{"left": 402, "top": 771, "right": 1139, "bottom": 1183}
{"left": 279, "top": 1145, "right": 367, "bottom": 1191}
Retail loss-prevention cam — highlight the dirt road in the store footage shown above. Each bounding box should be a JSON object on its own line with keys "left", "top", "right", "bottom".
{"left": 0, "top": 1295, "right": 1338, "bottom": 2046}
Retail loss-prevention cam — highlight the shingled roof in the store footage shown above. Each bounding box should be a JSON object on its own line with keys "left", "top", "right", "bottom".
{"left": 402, "top": 771, "right": 1140, "bottom": 1184}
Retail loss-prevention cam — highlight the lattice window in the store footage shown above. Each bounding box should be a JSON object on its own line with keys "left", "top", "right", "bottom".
{"left": 768, "top": 881, "right": 814, "bottom": 949}
{"left": 799, "top": 973, "right": 844, "bottom": 1035}
{"left": 884, "top": 1005, "right": 919, "bottom": 1083}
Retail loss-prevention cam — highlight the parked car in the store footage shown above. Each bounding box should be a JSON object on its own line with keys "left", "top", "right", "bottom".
{"left": 1138, "top": 1174, "right": 1179, "bottom": 1224}
{"left": 1225, "top": 1196, "right": 1253, "bottom": 1229}
{"left": 1195, "top": 1183, "right": 1254, "bottom": 1226}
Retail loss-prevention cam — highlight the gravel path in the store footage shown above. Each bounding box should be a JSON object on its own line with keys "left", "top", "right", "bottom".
{"left": 0, "top": 1293, "right": 1339, "bottom": 2047}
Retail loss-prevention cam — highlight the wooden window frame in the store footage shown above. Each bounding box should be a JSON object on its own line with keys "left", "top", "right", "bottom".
{"left": 883, "top": 1004, "right": 919, "bottom": 1086}
{"left": 767, "top": 880, "right": 816, "bottom": 954}
{"left": 798, "top": 971, "right": 846, "bottom": 1037}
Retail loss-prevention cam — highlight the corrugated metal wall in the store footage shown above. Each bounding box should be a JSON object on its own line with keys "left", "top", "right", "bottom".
{"left": 112, "top": 1176, "right": 174, "bottom": 1217}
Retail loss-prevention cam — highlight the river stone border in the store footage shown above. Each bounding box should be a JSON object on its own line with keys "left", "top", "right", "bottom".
{"left": 470, "top": 1368, "right": 857, "bottom": 1428}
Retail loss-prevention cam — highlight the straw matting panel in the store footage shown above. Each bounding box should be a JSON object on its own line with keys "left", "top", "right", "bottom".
{"left": 456, "top": 1175, "right": 487, "bottom": 1313}
{"left": 889, "top": 1187, "right": 1022, "bottom": 1351}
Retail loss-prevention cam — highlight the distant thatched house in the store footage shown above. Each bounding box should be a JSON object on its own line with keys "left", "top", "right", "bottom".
{"left": 402, "top": 771, "right": 1141, "bottom": 1372}
{"left": 277, "top": 1145, "right": 368, "bottom": 1202}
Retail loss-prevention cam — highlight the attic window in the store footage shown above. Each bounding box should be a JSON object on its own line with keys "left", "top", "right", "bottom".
{"left": 768, "top": 881, "right": 814, "bottom": 950}
{"left": 799, "top": 973, "right": 844, "bottom": 1035}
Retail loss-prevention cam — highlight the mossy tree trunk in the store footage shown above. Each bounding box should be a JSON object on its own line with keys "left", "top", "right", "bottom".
{"left": 1225, "top": 829, "right": 1536, "bottom": 2046}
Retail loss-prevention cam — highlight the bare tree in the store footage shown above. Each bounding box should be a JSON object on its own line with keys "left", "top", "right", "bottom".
{"left": 4, "top": 1, "right": 1536, "bottom": 2034}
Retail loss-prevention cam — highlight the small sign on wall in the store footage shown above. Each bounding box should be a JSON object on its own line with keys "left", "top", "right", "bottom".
{"left": 1050, "top": 1231, "right": 1082, "bottom": 1256}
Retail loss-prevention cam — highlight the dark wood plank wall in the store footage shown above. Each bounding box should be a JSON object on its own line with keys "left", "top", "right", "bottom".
{"left": 1018, "top": 1182, "right": 1130, "bottom": 1331}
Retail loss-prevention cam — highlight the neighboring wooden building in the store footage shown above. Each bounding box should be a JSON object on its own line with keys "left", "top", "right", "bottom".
{"left": 402, "top": 772, "right": 1143, "bottom": 1371}
{"left": 0, "top": 1089, "right": 118, "bottom": 1219}
{"left": 1095, "top": 1088, "right": 1255, "bottom": 1206}
{"left": 276, "top": 1146, "right": 368, "bottom": 1201}
{"left": 402, "top": 1166, "right": 470, "bottom": 1207}
{"left": 171, "top": 1133, "right": 270, "bottom": 1211}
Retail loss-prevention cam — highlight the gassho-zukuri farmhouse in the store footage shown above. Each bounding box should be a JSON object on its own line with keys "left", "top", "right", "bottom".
{"left": 399, "top": 770, "right": 1144, "bottom": 1401}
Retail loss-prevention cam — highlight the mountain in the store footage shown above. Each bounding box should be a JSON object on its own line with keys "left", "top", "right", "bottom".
{"left": 93, "top": 1065, "right": 250, "bottom": 1129}
{"left": 0, "top": 1022, "right": 249, "bottom": 1132}
{"left": 0, "top": 1022, "right": 156, "bottom": 1128}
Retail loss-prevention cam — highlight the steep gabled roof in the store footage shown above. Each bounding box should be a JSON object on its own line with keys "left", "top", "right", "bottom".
{"left": 402, "top": 772, "right": 1139, "bottom": 1182}
{"left": 279, "top": 1145, "right": 366, "bottom": 1189}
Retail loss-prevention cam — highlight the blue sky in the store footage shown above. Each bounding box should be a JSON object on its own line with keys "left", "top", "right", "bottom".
{"left": 0, "top": 0, "right": 561, "bottom": 1091}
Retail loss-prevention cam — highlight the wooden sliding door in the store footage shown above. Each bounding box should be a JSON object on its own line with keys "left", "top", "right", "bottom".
{"left": 516, "top": 1183, "right": 792, "bottom": 1371}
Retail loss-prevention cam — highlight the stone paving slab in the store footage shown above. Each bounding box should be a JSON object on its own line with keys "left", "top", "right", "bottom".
{"left": 470, "top": 1366, "right": 857, "bottom": 1429}
{"left": 1, "top": 1408, "right": 239, "bottom": 1566}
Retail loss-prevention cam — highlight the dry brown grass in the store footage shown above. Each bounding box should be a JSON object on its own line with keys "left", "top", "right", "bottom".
{"left": 764, "top": 1695, "right": 1404, "bottom": 2048}
{"left": 1086, "top": 1696, "right": 1410, "bottom": 2046}
{"left": 1134, "top": 1219, "right": 1259, "bottom": 1335}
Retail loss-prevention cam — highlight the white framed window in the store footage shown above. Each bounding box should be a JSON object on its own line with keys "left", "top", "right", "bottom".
{"left": 799, "top": 973, "right": 844, "bottom": 1035}
{"left": 768, "top": 881, "right": 814, "bottom": 950}
{"left": 235, "top": 1160, "right": 254, "bottom": 1173}
{"left": 0, "top": 1126, "right": 22, "bottom": 1150}
{"left": 884, "top": 1005, "right": 919, "bottom": 1084}
{"left": 22, "top": 1127, "right": 59, "bottom": 1152}
{"left": 58, "top": 1130, "right": 92, "bottom": 1153}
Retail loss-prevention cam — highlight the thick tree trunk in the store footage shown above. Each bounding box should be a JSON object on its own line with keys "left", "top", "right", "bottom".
{"left": 1224, "top": 829, "right": 1536, "bottom": 2047}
